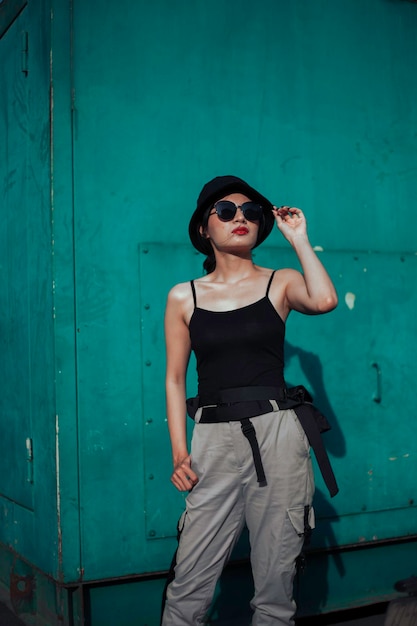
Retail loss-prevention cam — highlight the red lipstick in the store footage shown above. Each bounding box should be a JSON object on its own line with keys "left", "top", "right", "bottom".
{"left": 232, "top": 227, "right": 249, "bottom": 235}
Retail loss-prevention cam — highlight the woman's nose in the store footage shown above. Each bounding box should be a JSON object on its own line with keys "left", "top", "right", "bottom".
{"left": 234, "top": 206, "right": 246, "bottom": 221}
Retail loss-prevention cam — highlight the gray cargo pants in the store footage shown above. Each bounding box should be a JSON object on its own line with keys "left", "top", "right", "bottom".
{"left": 162, "top": 403, "right": 315, "bottom": 626}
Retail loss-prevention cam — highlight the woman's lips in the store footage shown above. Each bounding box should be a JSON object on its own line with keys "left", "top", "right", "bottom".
{"left": 232, "top": 227, "right": 249, "bottom": 235}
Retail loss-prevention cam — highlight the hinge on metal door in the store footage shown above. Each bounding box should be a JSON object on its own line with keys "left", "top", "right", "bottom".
{"left": 26, "top": 437, "right": 33, "bottom": 483}
{"left": 21, "top": 30, "right": 28, "bottom": 75}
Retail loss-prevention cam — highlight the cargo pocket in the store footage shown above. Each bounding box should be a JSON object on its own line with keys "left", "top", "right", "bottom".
{"left": 289, "top": 505, "right": 315, "bottom": 575}
{"left": 280, "top": 505, "right": 315, "bottom": 566}
{"left": 279, "top": 505, "right": 315, "bottom": 599}
{"left": 287, "top": 505, "right": 315, "bottom": 539}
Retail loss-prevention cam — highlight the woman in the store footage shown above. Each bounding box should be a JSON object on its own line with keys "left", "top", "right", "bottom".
{"left": 162, "top": 175, "right": 338, "bottom": 626}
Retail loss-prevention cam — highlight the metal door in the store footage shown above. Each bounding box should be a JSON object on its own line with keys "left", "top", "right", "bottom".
{"left": 0, "top": 0, "right": 61, "bottom": 579}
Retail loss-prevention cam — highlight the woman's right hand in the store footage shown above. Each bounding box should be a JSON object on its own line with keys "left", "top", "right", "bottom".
{"left": 272, "top": 205, "right": 308, "bottom": 245}
{"left": 171, "top": 454, "right": 199, "bottom": 492}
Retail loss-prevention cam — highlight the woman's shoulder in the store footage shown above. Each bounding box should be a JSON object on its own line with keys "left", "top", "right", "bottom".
{"left": 274, "top": 267, "right": 302, "bottom": 278}
{"left": 167, "top": 280, "right": 193, "bottom": 302}
{"left": 166, "top": 280, "right": 198, "bottom": 323}
{"left": 256, "top": 266, "right": 301, "bottom": 280}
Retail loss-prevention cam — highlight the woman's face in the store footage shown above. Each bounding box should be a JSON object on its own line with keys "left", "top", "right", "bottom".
{"left": 200, "top": 193, "right": 260, "bottom": 253}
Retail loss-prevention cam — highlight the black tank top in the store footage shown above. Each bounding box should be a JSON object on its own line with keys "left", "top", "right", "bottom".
{"left": 189, "top": 271, "right": 285, "bottom": 397}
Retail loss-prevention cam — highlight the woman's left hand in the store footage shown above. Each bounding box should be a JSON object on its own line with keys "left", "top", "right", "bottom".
{"left": 272, "top": 206, "right": 307, "bottom": 244}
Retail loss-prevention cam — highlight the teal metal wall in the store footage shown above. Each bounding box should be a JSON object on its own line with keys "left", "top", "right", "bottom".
{"left": 1, "top": 0, "right": 417, "bottom": 624}
{"left": 0, "top": 0, "right": 59, "bottom": 577}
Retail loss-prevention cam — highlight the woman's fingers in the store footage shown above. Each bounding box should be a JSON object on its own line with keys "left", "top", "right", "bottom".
{"left": 273, "top": 205, "right": 303, "bottom": 220}
{"left": 171, "top": 455, "right": 199, "bottom": 492}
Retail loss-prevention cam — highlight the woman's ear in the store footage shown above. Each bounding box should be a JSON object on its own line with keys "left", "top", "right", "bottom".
{"left": 199, "top": 226, "right": 209, "bottom": 239}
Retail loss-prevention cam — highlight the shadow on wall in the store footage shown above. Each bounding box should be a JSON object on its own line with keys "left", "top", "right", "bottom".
{"left": 285, "top": 340, "right": 346, "bottom": 460}
{"left": 206, "top": 559, "right": 254, "bottom": 625}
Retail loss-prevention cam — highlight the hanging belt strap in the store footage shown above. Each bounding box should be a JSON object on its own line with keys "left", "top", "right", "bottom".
{"left": 292, "top": 403, "right": 338, "bottom": 498}
{"left": 240, "top": 418, "right": 267, "bottom": 487}
{"left": 186, "top": 385, "right": 339, "bottom": 497}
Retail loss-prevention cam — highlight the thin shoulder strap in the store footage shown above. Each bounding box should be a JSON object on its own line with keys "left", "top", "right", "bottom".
{"left": 266, "top": 270, "right": 276, "bottom": 297}
{"left": 190, "top": 280, "right": 197, "bottom": 308}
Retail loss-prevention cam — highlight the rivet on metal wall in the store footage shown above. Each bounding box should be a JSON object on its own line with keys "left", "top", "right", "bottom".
{"left": 144, "top": 304, "right": 150, "bottom": 310}
{"left": 149, "top": 530, "right": 156, "bottom": 537}
{"left": 145, "top": 360, "right": 151, "bottom": 366}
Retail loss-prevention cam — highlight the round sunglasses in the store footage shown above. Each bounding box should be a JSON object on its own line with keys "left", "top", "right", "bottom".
{"left": 210, "top": 200, "right": 264, "bottom": 222}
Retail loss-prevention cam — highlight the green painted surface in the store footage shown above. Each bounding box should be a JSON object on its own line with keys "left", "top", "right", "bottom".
{"left": 0, "top": 0, "right": 60, "bottom": 578}
{"left": 0, "top": 2, "right": 33, "bottom": 513}
{"left": 1, "top": 0, "right": 417, "bottom": 623}
{"left": 50, "top": 0, "right": 84, "bottom": 582}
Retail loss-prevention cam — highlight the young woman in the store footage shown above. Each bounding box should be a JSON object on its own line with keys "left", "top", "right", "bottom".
{"left": 161, "top": 175, "right": 338, "bottom": 626}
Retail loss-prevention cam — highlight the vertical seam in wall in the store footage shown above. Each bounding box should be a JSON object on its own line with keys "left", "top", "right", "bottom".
{"left": 69, "top": 0, "right": 84, "bottom": 582}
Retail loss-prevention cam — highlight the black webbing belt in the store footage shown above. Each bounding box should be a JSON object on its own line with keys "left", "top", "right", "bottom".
{"left": 186, "top": 385, "right": 339, "bottom": 497}
{"left": 240, "top": 417, "right": 267, "bottom": 487}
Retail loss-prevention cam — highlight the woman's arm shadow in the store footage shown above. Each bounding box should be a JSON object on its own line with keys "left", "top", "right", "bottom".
{"left": 285, "top": 340, "right": 346, "bottom": 458}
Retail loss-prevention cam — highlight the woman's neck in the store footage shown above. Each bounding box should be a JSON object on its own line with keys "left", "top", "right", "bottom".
{"left": 209, "top": 252, "right": 258, "bottom": 284}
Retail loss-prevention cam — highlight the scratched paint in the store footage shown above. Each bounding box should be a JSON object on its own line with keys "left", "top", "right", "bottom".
{"left": 345, "top": 292, "right": 356, "bottom": 310}
{"left": 55, "top": 414, "right": 63, "bottom": 575}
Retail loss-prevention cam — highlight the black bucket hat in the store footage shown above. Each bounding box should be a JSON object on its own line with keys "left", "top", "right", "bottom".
{"left": 189, "top": 175, "right": 275, "bottom": 255}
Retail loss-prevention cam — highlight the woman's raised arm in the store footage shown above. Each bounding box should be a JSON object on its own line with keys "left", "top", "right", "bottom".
{"left": 273, "top": 206, "right": 338, "bottom": 315}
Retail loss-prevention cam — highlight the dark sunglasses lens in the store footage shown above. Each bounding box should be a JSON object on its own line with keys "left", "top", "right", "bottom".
{"left": 215, "top": 201, "right": 236, "bottom": 221}
{"left": 242, "top": 202, "right": 263, "bottom": 221}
